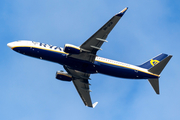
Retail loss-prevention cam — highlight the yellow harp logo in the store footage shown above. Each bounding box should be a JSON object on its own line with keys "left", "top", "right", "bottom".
{"left": 150, "top": 59, "right": 160, "bottom": 66}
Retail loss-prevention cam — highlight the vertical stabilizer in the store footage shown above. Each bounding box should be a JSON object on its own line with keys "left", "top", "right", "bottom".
{"left": 139, "top": 53, "right": 168, "bottom": 69}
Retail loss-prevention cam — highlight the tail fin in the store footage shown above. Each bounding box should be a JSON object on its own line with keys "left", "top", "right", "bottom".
{"left": 147, "top": 55, "right": 172, "bottom": 94}
{"left": 139, "top": 53, "right": 168, "bottom": 69}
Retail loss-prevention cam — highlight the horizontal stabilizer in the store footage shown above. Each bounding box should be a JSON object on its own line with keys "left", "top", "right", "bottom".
{"left": 148, "top": 55, "right": 172, "bottom": 75}
{"left": 148, "top": 78, "right": 159, "bottom": 94}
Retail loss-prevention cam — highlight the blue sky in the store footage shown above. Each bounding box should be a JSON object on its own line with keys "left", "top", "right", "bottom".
{"left": 1, "top": 0, "right": 180, "bottom": 119}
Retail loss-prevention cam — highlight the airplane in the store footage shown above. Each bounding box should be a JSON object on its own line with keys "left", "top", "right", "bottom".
{"left": 7, "top": 7, "right": 172, "bottom": 108}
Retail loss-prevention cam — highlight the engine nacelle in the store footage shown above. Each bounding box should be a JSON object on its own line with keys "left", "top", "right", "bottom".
{"left": 56, "top": 71, "right": 72, "bottom": 82}
{"left": 64, "top": 44, "right": 80, "bottom": 54}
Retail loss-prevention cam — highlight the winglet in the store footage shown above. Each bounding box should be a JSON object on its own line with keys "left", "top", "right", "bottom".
{"left": 116, "top": 7, "right": 128, "bottom": 17}
{"left": 92, "top": 102, "right": 98, "bottom": 108}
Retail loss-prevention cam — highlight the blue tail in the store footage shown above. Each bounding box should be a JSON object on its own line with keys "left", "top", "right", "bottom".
{"left": 138, "top": 53, "right": 172, "bottom": 95}
{"left": 139, "top": 53, "right": 168, "bottom": 69}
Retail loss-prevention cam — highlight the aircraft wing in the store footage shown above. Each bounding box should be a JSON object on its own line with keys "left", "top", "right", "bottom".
{"left": 80, "top": 7, "right": 128, "bottom": 54}
{"left": 64, "top": 65, "right": 98, "bottom": 108}
{"left": 68, "top": 7, "right": 128, "bottom": 63}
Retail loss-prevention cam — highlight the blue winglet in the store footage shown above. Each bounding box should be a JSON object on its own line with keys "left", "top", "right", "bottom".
{"left": 116, "top": 7, "right": 128, "bottom": 17}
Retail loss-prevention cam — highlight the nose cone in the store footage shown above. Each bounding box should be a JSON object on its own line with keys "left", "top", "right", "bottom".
{"left": 7, "top": 42, "right": 14, "bottom": 49}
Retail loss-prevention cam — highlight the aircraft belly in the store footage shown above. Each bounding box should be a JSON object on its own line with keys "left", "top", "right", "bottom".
{"left": 64, "top": 57, "right": 97, "bottom": 74}
{"left": 13, "top": 47, "right": 158, "bottom": 79}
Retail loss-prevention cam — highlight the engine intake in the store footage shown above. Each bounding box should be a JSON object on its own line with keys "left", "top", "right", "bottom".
{"left": 64, "top": 44, "right": 80, "bottom": 54}
{"left": 56, "top": 71, "right": 72, "bottom": 82}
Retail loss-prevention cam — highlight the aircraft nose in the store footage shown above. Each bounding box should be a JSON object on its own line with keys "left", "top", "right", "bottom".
{"left": 7, "top": 42, "right": 14, "bottom": 48}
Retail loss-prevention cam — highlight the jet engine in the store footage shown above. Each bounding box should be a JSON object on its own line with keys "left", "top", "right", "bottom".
{"left": 64, "top": 44, "right": 80, "bottom": 54}
{"left": 56, "top": 71, "right": 72, "bottom": 82}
